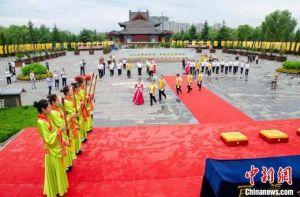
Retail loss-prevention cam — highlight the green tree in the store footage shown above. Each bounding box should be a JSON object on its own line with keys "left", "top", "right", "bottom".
{"left": 201, "top": 20, "right": 210, "bottom": 41}
{"left": 96, "top": 33, "right": 105, "bottom": 41}
{"left": 208, "top": 29, "right": 218, "bottom": 41}
{"left": 231, "top": 28, "right": 238, "bottom": 40}
{"left": 52, "top": 24, "right": 61, "bottom": 43}
{"left": 294, "top": 29, "right": 300, "bottom": 42}
{"left": 27, "top": 21, "right": 37, "bottom": 45}
{"left": 189, "top": 24, "right": 198, "bottom": 40}
{"left": 0, "top": 31, "right": 7, "bottom": 55}
{"left": 236, "top": 25, "right": 253, "bottom": 41}
{"left": 216, "top": 20, "right": 230, "bottom": 42}
{"left": 250, "top": 27, "right": 262, "bottom": 41}
{"left": 79, "top": 29, "right": 94, "bottom": 42}
{"left": 261, "top": 10, "right": 297, "bottom": 41}
{"left": 37, "top": 25, "right": 51, "bottom": 43}
{"left": 0, "top": 31, "right": 5, "bottom": 45}
{"left": 171, "top": 32, "right": 181, "bottom": 40}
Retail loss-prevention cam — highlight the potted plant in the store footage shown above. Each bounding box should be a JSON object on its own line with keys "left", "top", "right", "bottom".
{"left": 14, "top": 51, "right": 25, "bottom": 67}
{"left": 74, "top": 45, "right": 80, "bottom": 55}
{"left": 38, "top": 50, "right": 44, "bottom": 61}
{"left": 259, "top": 48, "right": 266, "bottom": 59}
{"left": 103, "top": 46, "right": 112, "bottom": 54}
{"left": 209, "top": 45, "right": 216, "bottom": 53}
{"left": 52, "top": 49, "right": 58, "bottom": 57}
{"left": 196, "top": 47, "right": 202, "bottom": 53}
{"left": 89, "top": 47, "right": 94, "bottom": 55}
{"left": 222, "top": 42, "right": 228, "bottom": 53}
{"left": 50, "top": 50, "right": 55, "bottom": 58}
{"left": 23, "top": 52, "right": 32, "bottom": 64}
{"left": 44, "top": 50, "right": 50, "bottom": 59}
{"left": 267, "top": 44, "right": 276, "bottom": 60}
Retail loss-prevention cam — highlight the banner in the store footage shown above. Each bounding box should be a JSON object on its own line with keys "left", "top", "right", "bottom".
{"left": 233, "top": 41, "right": 238, "bottom": 47}
{"left": 171, "top": 40, "right": 176, "bottom": 47}
{"left": 206, "top": 41, "right": 211, "bottom": 47}
{"left": 242, "top": 41, "right": 246, "bottom": 48}
{"left": 296, "top": 43, "right": 300, "bottom": 52}
{"left": 184, "top": 40, "right": 189, "bottom": 46}
{"left": 286, "top": 42, "right": 291, "bottom": 51}
{"left": 199, "top": 40, "right": 204, "bottom": 47}
{"left": 55, "top": 43, "right": 60, "bottom": 48}
{"left": 291, "top": 42, "right": 296, "bottom": 51}
{"left": 0, "top": 45, "right": 3, "bottom": 55}
{"left": 214, "top": 41, "right": 218, "bottom": 47}
{"left": 221, "top": 41, "right": 225, "bottom": 47}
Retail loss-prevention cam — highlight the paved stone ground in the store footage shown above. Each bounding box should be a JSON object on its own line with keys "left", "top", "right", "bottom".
{"left": 202, "top": 50, "right": 300, "bottom": 120}
{"left": 0, "top": 50, "right": 198, "bottom": 127}
{"left": 0, "top": 49, "right": 300, "bottom": 127}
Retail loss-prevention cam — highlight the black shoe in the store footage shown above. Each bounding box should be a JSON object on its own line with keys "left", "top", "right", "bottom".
{"left": 66, "top": 166, "right": 72, "bottom": 172}
{"left": 82, "top": 138, "right": 87, "bottom": 143}
{"left": 76, "top": 150, "right": 82, "bottom": 155}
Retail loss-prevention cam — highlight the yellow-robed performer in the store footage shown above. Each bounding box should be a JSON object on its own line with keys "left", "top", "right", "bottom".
{"left": 187, "top": 73, "right": 193, "bottom": 93}
{"left": 76, "top": 78, "right": 89, "bottom": 142}
{"left": 62, "top": 85, "right": 82, "bottom": 155}
{"left": 47, "top": 94, "right": 75, "bottom": 171}
{"left": 34, "top": 99, "right": 69, "bottom": 197}
{"left": 86, "top": 74, "right": 96, "bottom": 133}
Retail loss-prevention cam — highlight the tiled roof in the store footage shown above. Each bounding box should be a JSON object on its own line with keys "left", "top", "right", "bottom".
{"left": 0, "top": 87, "right": 23, "bottom": 95}
{"left": 118, "top": 20, "right": 164, "bottom": 34}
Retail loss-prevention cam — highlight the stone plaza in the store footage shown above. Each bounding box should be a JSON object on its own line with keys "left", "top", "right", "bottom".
{"left": 1, "top": 49, "right": 300, "bottom": 128}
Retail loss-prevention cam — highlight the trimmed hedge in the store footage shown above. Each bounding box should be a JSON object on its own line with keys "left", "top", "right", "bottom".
{"left": 21, "top": 62, "right": 47, "bottom": 76}
{"left": 17, "top": 62, "right": 52, "bottom": 81}
{"left": 282, "top": 61, "right": 300, "bottom": 70}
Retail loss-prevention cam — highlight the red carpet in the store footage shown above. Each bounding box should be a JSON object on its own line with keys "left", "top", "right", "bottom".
{"left": 164, "top": 76, "right": 254, "bottom": 124}
{"left": 1, "top": 76, "right": 300, "bottom": 196}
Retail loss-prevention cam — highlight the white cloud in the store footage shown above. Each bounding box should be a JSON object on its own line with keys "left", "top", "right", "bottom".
{"left": 0, "top": 0, "right": 299, "bottom": 33}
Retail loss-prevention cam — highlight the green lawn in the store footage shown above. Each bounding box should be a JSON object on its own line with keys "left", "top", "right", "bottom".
{"left": 0, "top": 106, "right": 37, "bottom": 143}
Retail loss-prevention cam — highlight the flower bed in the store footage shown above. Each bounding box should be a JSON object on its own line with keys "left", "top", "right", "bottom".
{"left": 282, "top": 61, "right": 300, "bottom": 70}
{"left": 16, "top": 63, "right": 53, "bottom": 81}
{"left": 276, "top": 60, "right": 300, "bottom": 75}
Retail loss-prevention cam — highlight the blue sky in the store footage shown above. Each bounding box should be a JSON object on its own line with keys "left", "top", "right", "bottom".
{"left": 0, "top": 0, "right": 299, "bottom": 33}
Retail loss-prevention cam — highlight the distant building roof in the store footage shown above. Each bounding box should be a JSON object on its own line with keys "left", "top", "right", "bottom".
{"left": 129, "top": 10, "right": 150, "bottom": 21}
{"left": 118, "top": 20, "right": 163, "bottom": 34}
{"left": 117, "top": 10, "right": 165, "bottom": 35}
{"left": 0, "top": 87, "right": 23, "bottom": 95}
{"left": 109, "top": 10, "right": 173, "bottom": 37}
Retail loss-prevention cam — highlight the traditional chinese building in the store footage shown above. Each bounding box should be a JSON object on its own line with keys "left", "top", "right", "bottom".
{"left": 108, "top": 10, "right": 172, "bottom": 44}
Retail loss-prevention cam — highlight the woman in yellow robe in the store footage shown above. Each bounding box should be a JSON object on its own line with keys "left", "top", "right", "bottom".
{"left": 80, "top": 79, "right": 94, "bottom": 134}
{"left": 62, "top": 85, "right": 82, "bottom": 155}
{"left": 77, "top": 79, "right": 89, "bottom": 141}
{"left": 47, "top": 94, "right": 75, "bottom": 171}
{"left": 34, "top": 99, "right": 68, "bottom": 197}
